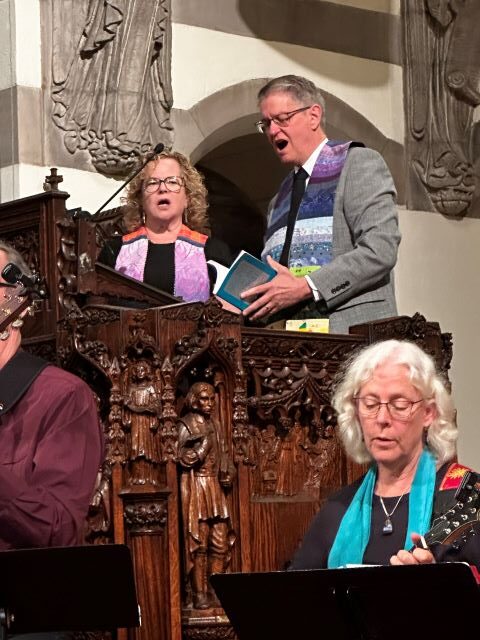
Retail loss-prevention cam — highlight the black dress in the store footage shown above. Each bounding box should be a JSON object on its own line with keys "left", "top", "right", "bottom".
{"left": 98, "top": 234, "right": 235, "bottom": 295}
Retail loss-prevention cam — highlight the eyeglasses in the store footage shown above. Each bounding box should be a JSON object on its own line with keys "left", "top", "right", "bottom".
{"left": 354, "top": 397, "right": 425, "bottom": 421}
{"left": 143, "top": 176, "right": 184, "bottom": 194}
{"left": 254, "top": 105, "right": 312, "bottom": 134}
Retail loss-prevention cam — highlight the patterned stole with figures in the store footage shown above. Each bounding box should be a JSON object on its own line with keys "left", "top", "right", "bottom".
{"left": 262, "top": 141, "right": 363, "bottom": 274}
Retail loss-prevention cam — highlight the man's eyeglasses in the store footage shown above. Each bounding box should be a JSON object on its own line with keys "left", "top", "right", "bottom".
{"left": 354, "top": 397, "right": 425, "bottom": 421}
{"left": 255, "top": 105, "right": 312, "bottom": 134}
{"left": 143, "top": 176, "right": 184, "bottom": 194}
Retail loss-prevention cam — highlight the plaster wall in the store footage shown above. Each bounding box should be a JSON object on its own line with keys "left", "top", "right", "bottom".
{"left": 0, "top": 0, "right": 41, "bottom": 90}
{"left": 396, "top": 209, "right": 480, "bottom": 469}
{"left": 14, "top": 0, "right": 41, "bottom": 88}
{"left": 2, "top": 162, "right": 124, "bottom": 213}
{"left": 171, "top": 24, "right": 404, "bottom": 145}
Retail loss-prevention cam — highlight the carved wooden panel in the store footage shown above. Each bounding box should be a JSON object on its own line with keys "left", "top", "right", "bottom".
{"left": 60, "top": 297, "right": 450, "bottom": 640}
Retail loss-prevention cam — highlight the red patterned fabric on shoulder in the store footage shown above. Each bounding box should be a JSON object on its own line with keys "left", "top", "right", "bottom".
{"left": 439, "top": 463, "right": 472, "bottom": 491}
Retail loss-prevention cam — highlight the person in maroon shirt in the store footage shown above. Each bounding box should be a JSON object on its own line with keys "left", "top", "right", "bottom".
{"left": 0, "top": 241, "right": 104, "bottom": 551}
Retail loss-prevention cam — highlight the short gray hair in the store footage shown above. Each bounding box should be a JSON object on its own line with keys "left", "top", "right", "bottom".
{"left": 257, "top": 75, "right": 326, "bottom": 128}
{"left": 332, "top": 340, "right": 457, "bottom": 465}
{"left": 0, "top": 240, "right": 31, "bottom": 276}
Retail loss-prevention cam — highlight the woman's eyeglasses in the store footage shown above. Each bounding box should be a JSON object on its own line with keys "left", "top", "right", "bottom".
{"left": 143, "top": 176, "right": 184, "bottom": 194}
{"left": 354, "top": 397, "right": 424, "bottom": 421}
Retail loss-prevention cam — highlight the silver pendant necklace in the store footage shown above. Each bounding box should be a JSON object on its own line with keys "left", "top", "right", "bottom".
{"left": 379, "top": 494, "right": 405, "bottom": 535}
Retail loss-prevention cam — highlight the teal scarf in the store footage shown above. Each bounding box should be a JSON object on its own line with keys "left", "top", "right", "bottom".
{"left": 328, "top": 449, "right": 436, "bottom": 568}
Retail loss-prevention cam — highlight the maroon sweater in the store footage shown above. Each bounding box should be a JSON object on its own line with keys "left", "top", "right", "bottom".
{"left": 0, "top": 360, "right": 104, "bottom": 549}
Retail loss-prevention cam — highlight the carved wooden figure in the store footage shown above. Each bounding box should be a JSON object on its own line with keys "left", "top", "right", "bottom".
{"left": 177, "top": 382, "right": 236, "bottom": 610}
{"left": 123, "top": 359, "right": 162, "bottom": 487}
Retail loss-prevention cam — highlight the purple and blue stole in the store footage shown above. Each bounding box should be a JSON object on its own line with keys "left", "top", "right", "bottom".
{"left": 262, "top": 141, "right": 353, "bottom": 271}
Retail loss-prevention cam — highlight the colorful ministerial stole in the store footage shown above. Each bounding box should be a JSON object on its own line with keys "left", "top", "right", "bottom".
{"left": 115, "top": 225, "right": 210, "bottom": 302}
{"left": 262, "top": 141, "right": 354, "bottom": 272}
{"left": 327, "top": 449, "right": 437, "bottom": 568}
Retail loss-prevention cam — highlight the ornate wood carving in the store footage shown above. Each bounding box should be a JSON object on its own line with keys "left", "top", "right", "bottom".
{"left": 43, "top": 167, "right": 64, "bottom": 192}
{"left": 177, "top": 382, "right": 236, "bottom": 610}
{"left": 124, "top": 499, "right": 168, "bottom": 534}
{"left": 86, "top": 460, "right": 114, "bottom": 544}
{"left": 159, "top": 356, "right": 178, "bottom": 461}
{"left": 403, "top": 0, "right": 480, "bottom": 216}
{"left": 57, "top": 213, "right": 82, "bottom": 315}
{"left": 182, "top": 619, "right": 236, "bottom": 640}
{"left": 160, "top": 298, "right": 240, "bottom": 327}
{"left": 105, "top": 358, "right": 128, "bottom": 464}
{"left": 23, "top": 339, "right": 57, "bottom": 363}
{"left": 350, "top": 312, "right": 453, "bottom": 379}
{"left": 0, "top": 185, "right": 456, "bottom": 640}
{"left": 121, "top": 358, "right": 163, "bottom": 488}
{"left": 2, "top": 229, "right": 41, "bottom": 276}
{"left": 50, "top": 0, "right": 173, "bottom": 175}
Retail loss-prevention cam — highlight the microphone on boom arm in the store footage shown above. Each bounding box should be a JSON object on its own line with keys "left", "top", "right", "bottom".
{"left": 78, "top": 142, "right": 165, "bottom": 261}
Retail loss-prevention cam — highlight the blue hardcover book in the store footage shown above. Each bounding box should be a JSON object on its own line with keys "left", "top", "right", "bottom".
{"left": 208, "top": 251, "right": 277, "bottom": 311}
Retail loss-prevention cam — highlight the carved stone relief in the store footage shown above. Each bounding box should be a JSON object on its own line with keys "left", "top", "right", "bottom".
{"left": 50, "top": 0, "right": 173, "bottom": 175}
{"left": 404, "top": 0, "right": 480, "bottom": 216}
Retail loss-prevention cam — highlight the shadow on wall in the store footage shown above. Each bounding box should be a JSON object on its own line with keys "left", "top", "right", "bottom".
{"left": 236, "top": 0, "right": 401, "bottom": 70}
{"left": 199, "top": 164, "right": 266, "bottom": 259}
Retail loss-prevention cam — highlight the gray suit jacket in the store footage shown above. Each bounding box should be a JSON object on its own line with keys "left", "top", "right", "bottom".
{"left": 267, "top": 146, "right": 401, "bottom": 334}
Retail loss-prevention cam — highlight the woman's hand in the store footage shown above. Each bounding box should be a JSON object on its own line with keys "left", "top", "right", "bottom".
{"left": 390, "top": 533, "right": 436, "bottom": 565}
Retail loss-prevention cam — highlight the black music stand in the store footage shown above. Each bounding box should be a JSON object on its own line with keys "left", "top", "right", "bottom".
{"left": 0, "top": 544, "right": 139, "bottom": 638}
{"left": 211, "top": 563, "right": 480, "bottom": 640}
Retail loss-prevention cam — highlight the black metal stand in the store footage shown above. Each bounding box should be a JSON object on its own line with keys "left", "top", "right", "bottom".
{"left": 211, "top": 563, "right": 480, "bottom": 640}
{"left": 0, "top": 544, "right": 139, "bottom": 636}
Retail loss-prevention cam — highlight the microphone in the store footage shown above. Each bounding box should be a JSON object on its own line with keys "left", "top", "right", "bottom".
{"left": 1, "top": 263, "right": 47, "bottom": 299}
{"left": 91, "top": 142, "right": 165, "bottom": 220}
{"left": 2, "top": 262, "right": 36, "bottom": 288}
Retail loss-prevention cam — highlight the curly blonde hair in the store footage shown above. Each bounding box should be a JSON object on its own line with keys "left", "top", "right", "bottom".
{"left": 122, "top": 150, "right": 209, "bottom": 234}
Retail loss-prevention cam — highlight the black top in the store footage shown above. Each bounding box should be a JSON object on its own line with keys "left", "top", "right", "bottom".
{"left": 363, "top": 494, "right": 409, "bottom": 564}
{"left": 98, "top": 234, "right": 235, "bottom": 295}
{"left": 290, "top": 462, "right": 480, "bottom": 569}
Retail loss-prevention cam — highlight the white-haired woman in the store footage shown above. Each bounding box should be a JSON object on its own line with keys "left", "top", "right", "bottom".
{"left": 290, "top": 339, "right": 479, "bottom": 570}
